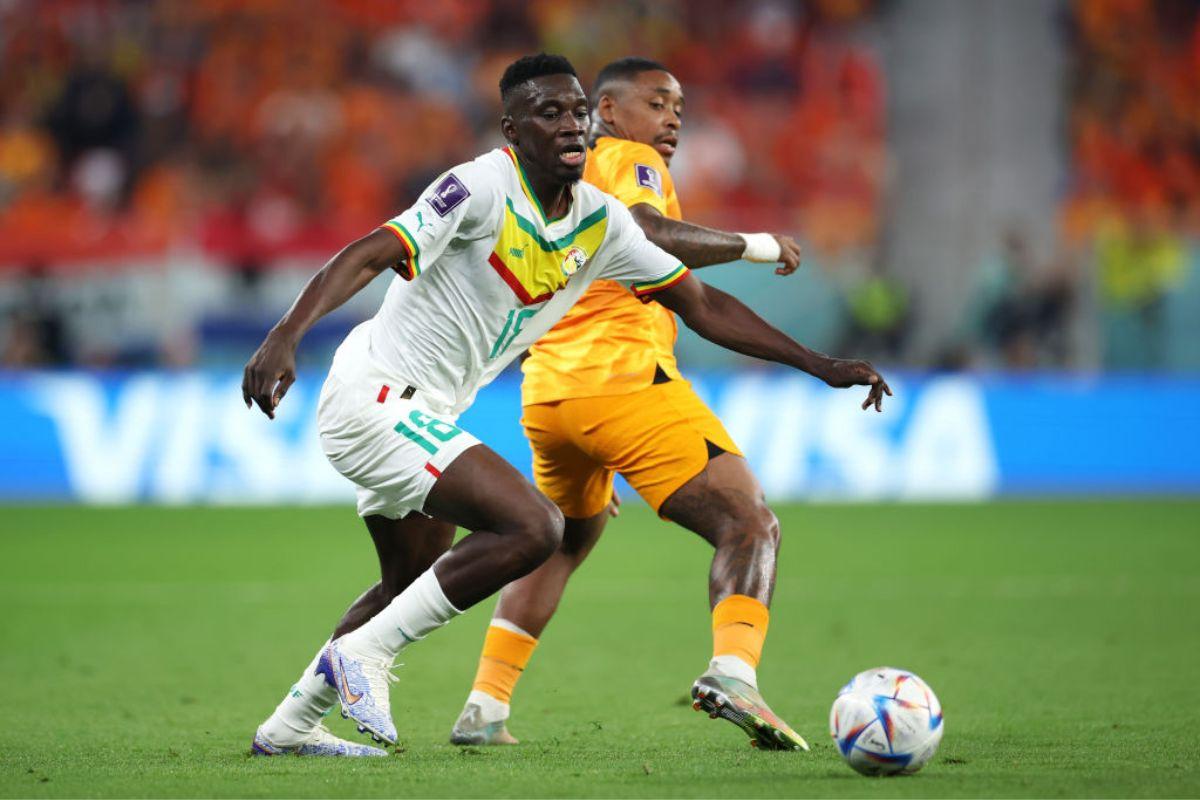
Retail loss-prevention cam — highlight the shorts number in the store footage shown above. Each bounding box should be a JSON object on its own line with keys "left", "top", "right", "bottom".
{"left": 394, "top": 409, "right": 462, "bottom": 454}
{"left": 409, "top": 410, "right": 462, "bottom": 442}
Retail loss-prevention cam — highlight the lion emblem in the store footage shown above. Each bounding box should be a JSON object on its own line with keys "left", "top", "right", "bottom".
{"left": 561, "top": 246, "right": 588, "bottom": 277}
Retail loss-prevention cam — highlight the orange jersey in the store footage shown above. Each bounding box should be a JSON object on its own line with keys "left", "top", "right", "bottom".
{"left": 521, "top": 137, "right": 684, "bottom": 405}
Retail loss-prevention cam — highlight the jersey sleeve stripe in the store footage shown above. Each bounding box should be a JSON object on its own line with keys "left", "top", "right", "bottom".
{"left": 632, "top": 264, "right": 689, "bottom": 297}
{"left": 381, "top": 221, "right": 422, "bottom": 279}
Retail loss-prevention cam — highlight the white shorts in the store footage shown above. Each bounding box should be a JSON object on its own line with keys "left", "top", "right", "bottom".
{"left": 317, "top": 372, "right": 480, "bottom": 520}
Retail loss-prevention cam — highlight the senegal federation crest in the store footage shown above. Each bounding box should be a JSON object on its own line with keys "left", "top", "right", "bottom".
{"left": 561, "top": 246, "right": 588, "bottom": 277}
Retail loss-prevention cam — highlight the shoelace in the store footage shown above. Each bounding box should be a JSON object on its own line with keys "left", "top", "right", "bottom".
{"left": 363, "top": 656, "right": 402, "bottom": 686}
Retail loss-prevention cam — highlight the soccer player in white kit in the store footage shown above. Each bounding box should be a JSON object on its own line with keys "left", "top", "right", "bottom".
{"left": 243, "top": 54, "right": 890, "bottom": 756}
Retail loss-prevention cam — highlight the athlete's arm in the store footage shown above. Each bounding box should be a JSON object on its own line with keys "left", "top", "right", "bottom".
{"left": 630, "top": 203, "right": 802, "bottom": 276}
{"left": 653, "top": 272, "right": 892, "bottom": 411}
{"left": 242, "top": 228, "right": 406, "bottom": 419}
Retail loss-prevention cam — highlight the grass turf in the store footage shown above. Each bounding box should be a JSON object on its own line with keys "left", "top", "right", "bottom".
{"left": 1, "top": 501, "right": 1198, "bottom": 798}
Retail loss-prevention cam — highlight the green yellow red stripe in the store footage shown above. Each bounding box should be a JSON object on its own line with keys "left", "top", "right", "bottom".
{"left": 632, "top": 264, "right": 688, "bottom": 297}
{"left": 381, "top": 220, "right": 421, "bottom": 279}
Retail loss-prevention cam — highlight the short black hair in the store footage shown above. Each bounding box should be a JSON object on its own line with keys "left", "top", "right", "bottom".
{"left": 593, "top": 57, "right": 671, "bottom": 98}
{"left": 499, "top": 53, "right": 578, "bottom": 102}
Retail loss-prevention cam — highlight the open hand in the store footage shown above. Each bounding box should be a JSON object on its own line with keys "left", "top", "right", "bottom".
{"left": 242, "top": 331, "right": 298, "bottom": 419}
{"left": 819, "top": 358, "right": 892, "bottom": 412}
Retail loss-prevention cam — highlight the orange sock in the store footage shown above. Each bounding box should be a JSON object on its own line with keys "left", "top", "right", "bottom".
{"left": 712, "top": 594, "right": 770, "bottom": 668}
{"left": 471, "top": 623, "right": 539, "bottom": 704}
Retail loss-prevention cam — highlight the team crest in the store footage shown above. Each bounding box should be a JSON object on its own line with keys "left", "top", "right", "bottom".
{"left": 561, "top": 246, "right": 588, "bottom": 277}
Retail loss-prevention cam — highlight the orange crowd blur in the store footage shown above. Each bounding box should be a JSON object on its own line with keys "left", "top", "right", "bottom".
{"left": 0, "top": 0, "right": 886, "bottom": 271}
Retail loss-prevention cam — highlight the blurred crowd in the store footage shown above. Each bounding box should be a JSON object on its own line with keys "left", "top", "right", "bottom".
{"left": 0, "top": 0, "right": 884, "bottom": 268}
{"left": 1063, "top": 0, "right": 1200, "bottom": 243}
{"left": 1056, "top": 0, "right": 1200, "bottom": 369}
{"left": 1, "top": 0, "right": 1198, "bottom": 371}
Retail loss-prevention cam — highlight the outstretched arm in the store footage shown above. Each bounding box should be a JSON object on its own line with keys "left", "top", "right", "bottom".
{"left": 630, "top": 203, "right": 802, "bottom": 275}
{"left": 242, "top": 228, "right": 405, "bottom": 418}
{"left": 653, "top": 272, "right": 891, "bottom": 411}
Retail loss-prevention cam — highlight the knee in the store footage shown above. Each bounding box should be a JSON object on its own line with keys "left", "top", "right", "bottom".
{"left": 711, "top": 502, "right": 779, "bottom": 552}
{"left": 757, "top": 506, "right": 781, "bottom": 550}
{"left": 511, "top": 495, "right": 565, "bottom": 565}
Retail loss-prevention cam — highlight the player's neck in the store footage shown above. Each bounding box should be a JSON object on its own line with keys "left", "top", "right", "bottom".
{"left": 515, "top": 152, "right": 572, "bottom": 221}
{"left": 590, "top": 121, "right": 622, "bottom": 144}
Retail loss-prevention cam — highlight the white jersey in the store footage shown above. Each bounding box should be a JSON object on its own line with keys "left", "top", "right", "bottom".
{"left": 330, "top": 147, "right": 687, "bottom": 416}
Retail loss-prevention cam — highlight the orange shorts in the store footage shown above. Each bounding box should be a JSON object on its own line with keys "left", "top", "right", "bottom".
{"left": 522, "top": 380, "right": 743, "bottom": 518}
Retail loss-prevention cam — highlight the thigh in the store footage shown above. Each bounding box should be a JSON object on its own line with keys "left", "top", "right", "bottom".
{"left": 421, "top": 440, "right": 565, "bottom": 609}
{"left": 658, "top": 450, "right": 769, "bottom": 542}
{"left": 524, "top": 401, "right": 614, "bottom": 519}
{"left": 422, "top": 440, "right": 559, "bottom": 534}
{"left": 567, "top": 381, "right": 743, "bottom": 516}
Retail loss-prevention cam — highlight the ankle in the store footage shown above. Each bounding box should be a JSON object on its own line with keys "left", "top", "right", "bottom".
{"left": 468, "top": 689, "right": 511, "bottom": 723}
{"left": 708, "top": 655, "right": 758, "bottom": 688}
{"left": 257, "top": 718, "right": 311, "bottom": 747}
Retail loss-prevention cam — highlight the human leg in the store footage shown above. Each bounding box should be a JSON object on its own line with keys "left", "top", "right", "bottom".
{"left": 452, "top": 510, "right": 609, "bottom": 744}
{"left": 332, "top": 513, "right": 457, "bottom": 639}
{"left": 579, "top": 380, "right": 800, "bottom": 750}
{"left": 327, "top": 443, "right": 564, "bottom": 743}
{"left": 254, "top": 513, "right": 454, "bottom": 753}
{"left": 451, "top": 399, "right": 613, "bottom": 743}
{"left": 658, "top": 452, "right": 805, "bottom": 751}
{"left": 491, "top": 510, "right": 609, "bottom": 637}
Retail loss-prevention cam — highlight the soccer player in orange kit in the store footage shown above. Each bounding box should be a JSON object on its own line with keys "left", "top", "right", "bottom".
{"left": 451, "top": 57, "right": 819, "bottom": 751}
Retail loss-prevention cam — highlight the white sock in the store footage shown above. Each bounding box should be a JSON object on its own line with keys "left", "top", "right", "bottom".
{"left": 467, "top": 689, "right": 511, "bottom": 723}
{"left": 491, "top": 617, "right": 535, "bottom": 638}
{"left": 709, "top": 655, "right": 759, "bottom": 689}
{"left": 259, "top": 640, "right": 337, "bottom": 744}
{"left": 340, "top": 568, "right": 461, "bottom": 660}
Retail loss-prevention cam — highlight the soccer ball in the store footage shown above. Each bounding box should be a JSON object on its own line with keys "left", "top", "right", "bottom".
{"left": 829, "top": 667, "right": 944, "bottom": 776}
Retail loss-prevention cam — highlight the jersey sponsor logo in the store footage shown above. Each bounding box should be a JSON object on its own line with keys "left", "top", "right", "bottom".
{"left": 415, "top": 210, "right": 431, "bottom": 232}
{"left": 560, "top": 245, "right": 587, "bottom": 277}
{"left": 427, "top": 173, "right": 470, "bottom": 217}
{"left": 635, "top": 163, "right": 663, "bottom": 196}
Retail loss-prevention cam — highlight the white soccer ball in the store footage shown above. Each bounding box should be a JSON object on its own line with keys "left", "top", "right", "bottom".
{"left": 829, "top": 666, "right": 944, "bottom": 776}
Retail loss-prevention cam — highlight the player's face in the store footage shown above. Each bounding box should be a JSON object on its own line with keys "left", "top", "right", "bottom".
{"left": 503, "top": 74, "right": 590, "bottom": 184}
{"left": 605, "top": 70, "right": 683, "bottom": 164}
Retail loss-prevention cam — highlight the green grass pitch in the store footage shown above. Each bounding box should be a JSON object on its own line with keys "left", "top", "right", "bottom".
{"left": 2, "top": 501, "right": 1198, "bottom": 798}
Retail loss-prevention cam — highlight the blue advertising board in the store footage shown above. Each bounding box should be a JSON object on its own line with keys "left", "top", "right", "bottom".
{"left": 1, "top": 370, "right": 1197, "bottom": 503}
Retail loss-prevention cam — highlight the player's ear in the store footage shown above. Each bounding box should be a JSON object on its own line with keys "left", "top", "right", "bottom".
{"left": 500, "top": 115, "right": 518, "bottom": 146}
{"left": 596, "top": 94, "right": 617, "bottom": 125}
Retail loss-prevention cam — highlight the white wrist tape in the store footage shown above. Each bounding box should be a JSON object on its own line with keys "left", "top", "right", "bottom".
{"left": 739, "top": 232, "right": 781, "bottom": 262}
